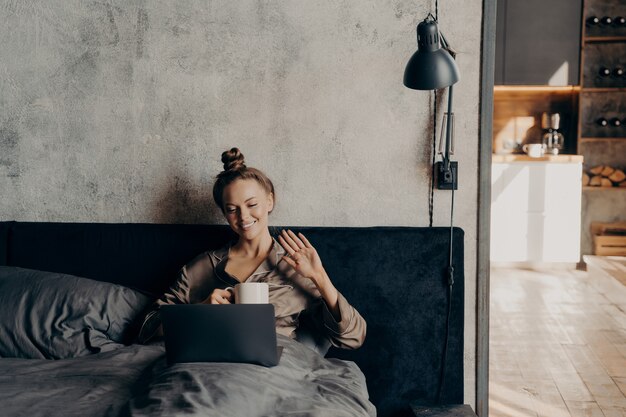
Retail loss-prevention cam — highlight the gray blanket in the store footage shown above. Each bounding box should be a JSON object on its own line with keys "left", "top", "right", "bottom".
{"left": 0, "top": 344, "right": 164, "bottom": 417}
{"left": 0, "top": 337, "right": 375, "bottom": 417}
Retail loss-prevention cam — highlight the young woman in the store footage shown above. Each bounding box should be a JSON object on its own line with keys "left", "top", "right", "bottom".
{"left": 138, "top": 148, "right": 366, "bottom": 350}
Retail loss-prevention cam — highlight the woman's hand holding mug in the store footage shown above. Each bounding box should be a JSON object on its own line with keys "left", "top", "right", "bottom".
{"left": 205, "top": 288, "right": 234, "bottom": 304}
{"left": 204, "top": 283, "right": 269, "bottom": 305}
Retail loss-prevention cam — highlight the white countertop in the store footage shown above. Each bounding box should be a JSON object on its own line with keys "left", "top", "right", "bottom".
{"left": 492, "top": 154, "right": 584, "bottom": 163}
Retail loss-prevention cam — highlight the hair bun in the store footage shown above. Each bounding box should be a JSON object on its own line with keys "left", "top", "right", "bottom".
{"left": 221, "top": 147, "right": 246, "bottom": 171}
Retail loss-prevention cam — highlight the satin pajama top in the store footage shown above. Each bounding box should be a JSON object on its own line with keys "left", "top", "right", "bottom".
{"left": 138, "top": 237, "right": 366, "bottom": 349}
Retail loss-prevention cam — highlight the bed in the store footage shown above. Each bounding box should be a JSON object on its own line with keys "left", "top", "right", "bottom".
{"left": 0, "top": 222, "right": 465, "bottom": 417}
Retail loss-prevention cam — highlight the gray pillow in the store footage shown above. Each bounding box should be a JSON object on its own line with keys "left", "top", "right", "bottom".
{"left": 0, "top": 266, "right": 152, "bottom": 359}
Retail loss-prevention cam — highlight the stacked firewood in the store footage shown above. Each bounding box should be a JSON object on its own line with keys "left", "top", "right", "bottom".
{"left": 583, "top": 166, "right": 626, "bottom": 187}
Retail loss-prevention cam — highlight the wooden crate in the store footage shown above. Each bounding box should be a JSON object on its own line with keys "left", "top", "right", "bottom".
{"left": 592, "top": 222, "right": 626, "bottom": 256}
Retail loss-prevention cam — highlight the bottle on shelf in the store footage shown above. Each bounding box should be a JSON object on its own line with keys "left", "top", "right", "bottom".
{"left": 597, "top": 117, "right": 609, "bottom": 127}
{"left": 599, "top": 67, "right": 611, "bottom": 77}
{"left": 610, "top": 117, "right": 622, "bottom": 127}
{"left": 614, "top": 67, "right": 624, "bottom": 77}
{"left": 586, "top": 16, "right": 600, "bottom": 26}
{"left": 614, "top": 16, "right": 626, "bottom": 26}
{"left": 601, "top": 16, "right": 613, "bottom": 25}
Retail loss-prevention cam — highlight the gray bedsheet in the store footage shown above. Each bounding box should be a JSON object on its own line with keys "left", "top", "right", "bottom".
{"left": 0, "top": 336, "right": 375, "bottom": 417}
{"left": 0, "top": 344, "right": 164, "bottom": 417}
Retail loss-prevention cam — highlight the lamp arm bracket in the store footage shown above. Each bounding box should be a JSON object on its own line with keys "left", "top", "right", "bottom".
{"left": 439, "top": 32, "right": 457, "bottom": 59}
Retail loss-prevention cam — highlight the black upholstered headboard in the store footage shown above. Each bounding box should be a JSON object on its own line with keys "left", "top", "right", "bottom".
{"left": 0, "top": 221, "right": 464, "bottom": 417}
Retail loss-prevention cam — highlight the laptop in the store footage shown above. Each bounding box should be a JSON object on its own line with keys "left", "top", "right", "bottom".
{"left": 160, "top": 304, "right": 280, "bottom": 367}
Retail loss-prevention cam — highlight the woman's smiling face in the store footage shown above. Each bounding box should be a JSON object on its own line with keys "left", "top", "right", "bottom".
{"left": 222, "top": 179, "right": 274, "bottom": 240}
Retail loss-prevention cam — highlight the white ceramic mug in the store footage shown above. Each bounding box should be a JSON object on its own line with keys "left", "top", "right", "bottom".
{"left": 522, "top": 143, "right": 546, "bottom": 158}
{"left": 226, "top": 282, "right": 269, "bottom": 304}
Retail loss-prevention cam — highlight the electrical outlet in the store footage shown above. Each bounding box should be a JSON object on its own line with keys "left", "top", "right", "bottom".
{"left": 435, "top": 161, "right": 458, "bottom": 190}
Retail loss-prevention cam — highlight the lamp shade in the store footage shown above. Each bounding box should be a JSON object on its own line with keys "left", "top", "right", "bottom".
{"left": 403, "top": 19, "right": 460, "bottom": 90}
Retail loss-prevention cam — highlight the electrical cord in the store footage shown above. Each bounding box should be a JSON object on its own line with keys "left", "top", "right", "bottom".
{"left": 429, "top": 90, "right": 437, "bottom": 227}
{"left": 432, "top": 0, "right": 454, "bottom": 404}
{"left": 428, "top": 0, "right": 439, "bottom": 227}
{"left": 436, "top": 184, "right": 455, "bottom": 405}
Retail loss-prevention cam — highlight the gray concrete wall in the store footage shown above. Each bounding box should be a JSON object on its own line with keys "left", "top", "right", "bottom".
{"left": 0, "top": 0, "right": 482, "bottom": 406}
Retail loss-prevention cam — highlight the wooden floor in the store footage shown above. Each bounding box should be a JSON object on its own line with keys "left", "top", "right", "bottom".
{"left": 490, "top": 265, "right": 626, "bottom": 417}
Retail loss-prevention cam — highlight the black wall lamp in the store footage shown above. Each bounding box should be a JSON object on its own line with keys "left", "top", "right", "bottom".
{"left": 404, "top": 13, "right": 461, "bottom": 407}
{"left": 404, "top": 15, "right": 460, "bottom": 190}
